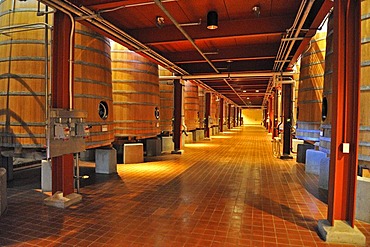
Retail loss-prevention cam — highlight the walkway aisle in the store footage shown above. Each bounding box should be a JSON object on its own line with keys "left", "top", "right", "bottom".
{"left": 0, "top": 126, "right": 369, "bottom": 246}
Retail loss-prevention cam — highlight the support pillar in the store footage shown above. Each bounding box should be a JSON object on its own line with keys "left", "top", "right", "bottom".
{"left": 172, "top": 79, "right": 183, "bottom": 153}
{"left": 263, "top": 108, "right": 268, "bottom": 129}
{"left": 318, "top": 1, "right": 365, "bottom": 245}
{"left": 273, "top": 89, "right": 280, "bottom": 138}
{"left": 219, "top": 98, "right": 224, "bottom": 132}
{"left": 280, "top": 83, "right": 293, "bottom": 159}
{"left": 51, "top": 12, "right": 74, "bottom": 197}
{"left": 204, "top": 92, "right": 211, "bottom": 138}
{"left": 233, "top": 106, "right": 236, "bottom": 127}
{"left": 227, "top": 104, "right": 231, "bottom": 129}
{"left": 239, "top": 108, "right": 243, "bottom": 126}
{"left": 268, "top": 95, "right": 274, "bottom": 134}
{"left": 236, "top": 108, "right": 239, "bottom": 127}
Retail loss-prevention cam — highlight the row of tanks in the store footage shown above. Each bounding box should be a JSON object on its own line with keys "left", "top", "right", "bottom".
{"left": 0, "top": 0, "right": 237, "bottom": 167}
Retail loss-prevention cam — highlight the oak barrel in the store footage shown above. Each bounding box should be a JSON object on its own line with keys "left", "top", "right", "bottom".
{"left": 74, "top": 23, "right": 114, "bottom": 149}
{"left": 184, "top": 80, "right": 199, "bottom": 131}
{"left": 319, "top": 14, "right": 333, "bottom": 154}
{"left": 111, "top": 42, "right": 160, "bottom": 139}
{"left": 296, "top": 31, "right": 326, "bottom": 142}
{"left": 0, "top": 0, "right": 114, "bottom": 149}
{"left": 158, "top": 66, "right": 173, "bottom": 134}
{"left": 0, "top": 0, "right": 48, "bottom": 148}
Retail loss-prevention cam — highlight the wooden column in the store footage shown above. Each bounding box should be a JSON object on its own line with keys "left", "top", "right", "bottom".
{"left": 328, "top": 0, "right": 360, "bottom": 227}
{"left": 204, "top": 92, "right": 211, "bottom": 138}
{"left": 233, "top": 106, "right": 236, "bottom": 127}
{"left": 236, "top": 108, "right": 239, "bottom": 127}
{"left": 227, "top": 104, "right": 231, "bottom": 129}
{"left": 51, "top": 12, "right": 74, "bottom": 196}
{"left": 173, "top": 79, "right": 183, "bottom": 151}
{"left": 239, "top": 108, "right": 243, "bottom": 126}
{"left": 281, "top": 83, "right": 292, "bottom": 159}
{"left": 219, "top": 98, "right": 224, "bottom": 132}
{"left": 273, "top": 89, "right": 280, "bottom": 138}
{"left": 268, "top": 95, "right": 274, "bottom": 134}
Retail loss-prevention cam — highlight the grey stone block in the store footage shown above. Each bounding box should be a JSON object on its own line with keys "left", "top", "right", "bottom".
{"left": 145, "top": 138, "right": 161, "bottom": 156}
{"left": 305, "top": 150, "right": 326, "bottom": 175}
{"left": 95, "top": 148, "right": 117, "bottom": 174}
{"left": 123, "top": 144, "right": 143, "bottom": 164}
{"left": 184, "top": 132, "right": 193, "bottom": 144}
{"left": 356, "top": 176, "right": 370, "bottom": 223}
{"left": 296, "top": 143, "right": 314, "bottom": 163}
{"left": 41, "top": 160, "right": 52, "bottom": 192}
{"left": 161, "top": 136, "right": 174, "bottom": 153}
{"left": 79, "top": 149, "right": 96, "bottom": 161}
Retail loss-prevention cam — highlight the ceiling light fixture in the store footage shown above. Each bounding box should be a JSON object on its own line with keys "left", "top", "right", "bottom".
{"left": 255, "top": 90, "right": 260, "bottom": 93}
{"left": 207, "top": 11, "right": 218, "bottom": 30}
{"left": 252, "top": 5, "right": 261, "bottom": 17}
{"left": 156, "top": 16, "right": 165, "bottom": 28}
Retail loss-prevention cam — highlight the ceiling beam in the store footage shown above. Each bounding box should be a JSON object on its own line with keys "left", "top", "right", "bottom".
{"left": 179, "top": 59, "right": 275, "bottom": 74}
{"left": 123, "top": 15, "right": 295, "bottom": 45}
{"left": 162, "top": 44, "right": 279, "bottom": 64}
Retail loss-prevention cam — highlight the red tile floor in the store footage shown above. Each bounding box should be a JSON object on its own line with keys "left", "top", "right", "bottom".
{"left": 1, "top": 126, "right": 369, "bottom": 246}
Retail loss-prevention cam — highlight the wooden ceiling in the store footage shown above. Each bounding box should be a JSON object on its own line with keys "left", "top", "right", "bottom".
{"left": 42, "top": 0, "right": 333, "bottom": 107}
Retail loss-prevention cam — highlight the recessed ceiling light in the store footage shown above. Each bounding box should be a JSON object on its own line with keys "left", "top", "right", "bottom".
{"left": 243, "top": 90, "right": 247, "bottom": 93}
{"left": 255, "top": 90, "right": 259, "bottom": 93}
{"left": 207, "top": 11, "right": 218, "bottom": 30}
{"left": 247, "top": 97, "right": 250, "bottom": 99}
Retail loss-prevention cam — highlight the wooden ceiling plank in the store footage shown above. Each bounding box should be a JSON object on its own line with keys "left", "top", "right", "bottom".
{"left": 126, "top": 15, "right": 295, "bottom": 45}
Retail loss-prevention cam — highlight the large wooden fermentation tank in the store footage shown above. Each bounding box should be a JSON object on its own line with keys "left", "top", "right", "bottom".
{"left": 74, "top": 24, "right": 114, "bottom": 149}
{"left": 111, "top": 42, "right": 160, "bottom": 139}
{"left": 0, "top": 0, "right": 47, "bottom": 148}
{"left": 319, "top": 15, "right": 333, "bottom": 154}
{"left": 296, "top": 31, "right": 326, "bottom": 142}
{"left": 0, "top": 0, "right": 114, "bottom": 150}
{"left": 359, "top": 0, "right": 370, "bottom": 167}
{"left": 158, "top": 66, "right": 173, "bottom": 135}
{"left": 320, "top": 5, "right": 370, "bottom": 170}
{"left": 184, "top": 80, "right": 199, "bottom": 132}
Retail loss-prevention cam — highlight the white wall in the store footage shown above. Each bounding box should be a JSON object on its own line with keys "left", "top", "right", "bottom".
{"left": 242, "top": 109, "right": 263, "bottom": 125}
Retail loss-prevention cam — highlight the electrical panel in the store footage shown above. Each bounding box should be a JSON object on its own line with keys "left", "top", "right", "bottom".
{"left": 48, "top": 109, "right": 88, "bottom": 158}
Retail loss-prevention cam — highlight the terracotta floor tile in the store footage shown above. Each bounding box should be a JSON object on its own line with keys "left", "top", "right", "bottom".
{"left": 1, "top": 126, "right": 370, "bottom": 246}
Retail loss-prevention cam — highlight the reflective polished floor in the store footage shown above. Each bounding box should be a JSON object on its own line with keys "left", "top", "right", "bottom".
{"left": 1, "top": 126, "right": 370, "bottom": 246}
